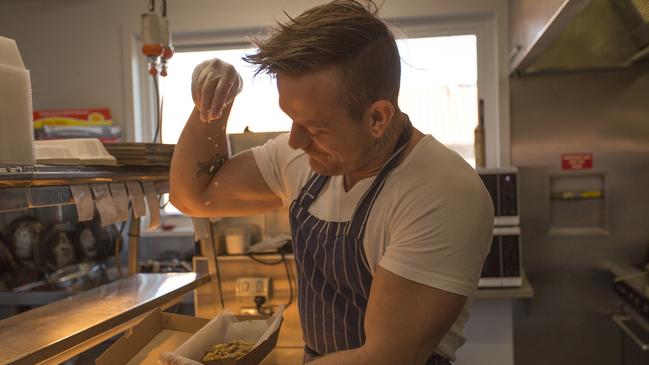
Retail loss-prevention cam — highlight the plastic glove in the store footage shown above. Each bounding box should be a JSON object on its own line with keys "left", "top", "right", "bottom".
{"left": 159, "top": 352, "right": 203, "bottom": 365}
{"left": 191, "top": 58, "right": 243, "bottom": 122}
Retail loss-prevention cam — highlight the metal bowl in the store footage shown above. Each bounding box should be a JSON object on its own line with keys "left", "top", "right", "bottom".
{"left": 45, "top": 262, "right": 108, "bottom": 293}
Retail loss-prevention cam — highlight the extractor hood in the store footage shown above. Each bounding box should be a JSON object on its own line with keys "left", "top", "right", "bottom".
{"left": 511, "top": 0, "right": 649, "bottom": 75}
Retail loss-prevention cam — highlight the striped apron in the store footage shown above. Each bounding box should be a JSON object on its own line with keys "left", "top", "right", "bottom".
{"left": 289, "top": 120, "right": 451, "bottom": 364}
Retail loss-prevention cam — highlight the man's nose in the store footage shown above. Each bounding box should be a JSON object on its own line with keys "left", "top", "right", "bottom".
{"left": 288, "top": 123, "right": 310, "bottom": 150}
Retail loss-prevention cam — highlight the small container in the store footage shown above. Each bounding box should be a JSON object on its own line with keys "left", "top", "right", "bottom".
{"left": 224, "top": 226, "right": 250, "bottom": 255}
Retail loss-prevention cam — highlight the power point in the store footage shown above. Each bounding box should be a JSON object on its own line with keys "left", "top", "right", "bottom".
{"left": 235, "top": 277, "right": 272, "bottom": 300}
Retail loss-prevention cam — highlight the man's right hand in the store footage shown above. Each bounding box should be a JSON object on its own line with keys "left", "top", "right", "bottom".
{"left": 191, "top": 59, "right": 243, "bottom": 123}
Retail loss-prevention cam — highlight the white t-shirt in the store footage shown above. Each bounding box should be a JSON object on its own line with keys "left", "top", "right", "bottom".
{"left": 252, "top": 133, "right": 494, "bottom": 360}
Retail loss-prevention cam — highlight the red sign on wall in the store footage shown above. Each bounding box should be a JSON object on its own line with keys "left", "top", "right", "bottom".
{"left": 561, "top": 153, "right": 593, "bottom": 170}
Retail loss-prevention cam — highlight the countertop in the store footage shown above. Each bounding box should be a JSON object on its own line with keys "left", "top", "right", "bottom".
{"left": 261, "top": 347, "right": 304, "bottom": 365}
{"left": 0, "top": 273, "right": 208, "bottom": 365}
{"left": 475, "top": 275, "right": 534, "bottom": 300}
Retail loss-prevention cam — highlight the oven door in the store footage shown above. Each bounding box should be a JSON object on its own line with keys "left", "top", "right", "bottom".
{"left": 613, "top": 308, "right": 649, "bottom": 365}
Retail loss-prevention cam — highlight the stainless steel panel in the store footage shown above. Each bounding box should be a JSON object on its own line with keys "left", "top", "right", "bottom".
{"left": 509, "top": 0, "right": 591, "bottom": 73}
{"left": 0, "top": 272, "right": 208, "bottom": 365}
{"left": 511, "top": 69, "right": 649, "bottom": 364}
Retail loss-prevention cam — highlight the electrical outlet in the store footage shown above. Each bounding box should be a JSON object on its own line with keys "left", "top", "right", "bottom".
{"left": 240, "top": 306, "right": 258, "bottom": 315}
{"left": 235, "top": 277, "right": 271, "bottom": 300}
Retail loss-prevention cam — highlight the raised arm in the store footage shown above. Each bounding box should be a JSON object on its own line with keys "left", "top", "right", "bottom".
{"left": 169, "top": 59, "right": 283, "bottom": 217}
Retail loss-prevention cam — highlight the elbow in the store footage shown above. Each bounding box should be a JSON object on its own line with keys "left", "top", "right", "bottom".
{"left": 169, "top": 189, "right": 198, "bottom": 216}
{"left": 169, "top": 187, "right": 214, "bottom": 218}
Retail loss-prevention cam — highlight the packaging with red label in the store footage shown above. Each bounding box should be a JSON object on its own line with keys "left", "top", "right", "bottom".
{"left": 32, "top": 108, "right": 121, "bottom": 142}
{"left": 33, "top": 108, "right": 112, "bottom": 128}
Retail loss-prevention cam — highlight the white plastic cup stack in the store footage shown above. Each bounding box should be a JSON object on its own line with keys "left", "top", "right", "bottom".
{"left": 225, "top": 226, "right": 250, "bottom": 254}
{"left": 0, "top": 36, "right": 34, "bottom": 166}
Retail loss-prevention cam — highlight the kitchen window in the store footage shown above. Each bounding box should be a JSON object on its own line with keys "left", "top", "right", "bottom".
{"left": 158, "top": 34, "right": 478, "bottom": 165}
{"left": 131, "top": 16, "right": 503, "bottom": 217}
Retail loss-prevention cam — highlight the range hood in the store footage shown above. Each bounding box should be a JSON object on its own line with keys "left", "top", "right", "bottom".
{"left": 511, "top": 0, "right": 649, "bottom": 75}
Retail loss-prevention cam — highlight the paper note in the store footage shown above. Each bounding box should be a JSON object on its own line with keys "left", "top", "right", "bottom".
{"left": 125, "top": 181, "right": 146, "bottom": 218}
{"left": 92, "top": 183, "right": 117, "bottom": 226}
{"left": 109, "top": 182, "right": 130, "bottom": 222}
{"left": 70, "top": 184, "right": 94, "bottom": 222}
{"left": 142, "top": 181, "right": 161, "bottom": 230}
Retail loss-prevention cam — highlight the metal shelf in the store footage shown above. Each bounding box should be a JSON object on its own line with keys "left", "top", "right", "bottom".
{"left": 0, "top": 164, "right": 169, "bottom": 187}
{"left": 0, "top": 272, "right": 210, "bottom": 365}
{"left": 0, "top": 165, "right": 169, "bottom": 213}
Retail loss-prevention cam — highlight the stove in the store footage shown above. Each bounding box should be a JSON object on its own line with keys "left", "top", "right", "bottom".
{"left": 611, "top": 264, "right": 649, "bottom": 320}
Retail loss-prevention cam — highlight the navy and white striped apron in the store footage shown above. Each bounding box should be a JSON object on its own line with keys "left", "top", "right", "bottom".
{"left": 289, "top": 120, "right": 451, "bottom": 364}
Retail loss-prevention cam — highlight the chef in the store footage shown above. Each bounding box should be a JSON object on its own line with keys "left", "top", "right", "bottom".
{"left": 169, "top": 1, "right": 494, "bottom": 364}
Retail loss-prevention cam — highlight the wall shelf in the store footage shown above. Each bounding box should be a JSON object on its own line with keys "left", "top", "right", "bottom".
{"left": 0, "top": 165, "right": 169, "bottom": 213}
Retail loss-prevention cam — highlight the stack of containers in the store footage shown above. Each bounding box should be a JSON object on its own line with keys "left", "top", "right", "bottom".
{"left": 0, "top": 36, "right": 34, "bottom": 166}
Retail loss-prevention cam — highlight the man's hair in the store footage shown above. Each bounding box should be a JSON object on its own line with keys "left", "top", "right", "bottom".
{"left": 244, "top": 0, "right": 401, "bottom": 120}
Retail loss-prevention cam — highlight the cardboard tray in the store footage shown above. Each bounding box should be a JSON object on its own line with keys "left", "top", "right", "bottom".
{"left": 96, "top": 309, "right": 283, "bottom": 365}
{"left": 96, "top": 310, "right": 206, "bottom": 365}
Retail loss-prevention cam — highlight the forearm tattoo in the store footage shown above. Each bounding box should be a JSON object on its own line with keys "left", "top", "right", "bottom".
{"left": 196, "top": 152, "right": 228, "bottom": 178}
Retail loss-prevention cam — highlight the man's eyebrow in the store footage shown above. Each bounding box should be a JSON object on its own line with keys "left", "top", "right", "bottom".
{"left": 305, "top": 118, "right": 329, "bottom": 129}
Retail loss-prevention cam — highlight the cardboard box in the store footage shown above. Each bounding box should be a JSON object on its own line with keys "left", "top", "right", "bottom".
{"left": 96, "top": 310, "right": 207, "bottom": 365}
{"left": 97, "top": 307, "right": 284, "bottom": 365}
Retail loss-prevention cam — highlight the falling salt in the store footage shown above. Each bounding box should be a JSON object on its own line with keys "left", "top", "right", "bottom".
{"left": 208, "top": 137, "right": 212, "bottom": 141}
{"left": 213, "top": 181, "right": 219, "bottom": 188}
{"left": 204, "top": 201, "right": 212, "bottom": 206}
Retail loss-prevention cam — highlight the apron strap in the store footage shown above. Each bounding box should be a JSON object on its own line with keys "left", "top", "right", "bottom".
{"left": 345, "top": 115, "right": 413, "bottom": 239}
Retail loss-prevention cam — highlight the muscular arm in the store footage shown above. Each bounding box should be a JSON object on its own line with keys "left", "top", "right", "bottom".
{"left": 310, "top": 267, "right": 466, "bottom": 365}
{"left": 170, "top": 59, "right": 283, "bottom": 217}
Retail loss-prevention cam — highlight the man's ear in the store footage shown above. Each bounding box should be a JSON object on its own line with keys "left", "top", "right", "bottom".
{"left": 366, "top": 100, "right": 396, "bottom": 138}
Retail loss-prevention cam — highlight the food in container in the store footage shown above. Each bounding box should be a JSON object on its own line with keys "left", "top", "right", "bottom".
{"left": 75, "top": 216, "right": 119, "bottom": 261}
{"left": 33, "top": 222, "right": 77, "bottom": 273}
{"left": 202, "top": 340, "right": 255, "bottom": 362}
{"left": 6, "top": 216, "right": 45, "bottom": 270}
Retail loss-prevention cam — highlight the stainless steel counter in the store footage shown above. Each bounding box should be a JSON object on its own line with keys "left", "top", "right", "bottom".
{"left": 475, "top": 275, "right": 534, "bottom": 300}
{"left": 0, "top": 273, "right": 209, "bottom": 365}
{"left": 611, "top": 263, "right": 649, "bottom": 301}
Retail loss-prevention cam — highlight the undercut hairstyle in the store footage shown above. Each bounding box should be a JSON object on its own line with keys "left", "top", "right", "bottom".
{"left": 243, "top": 0, "right": 401, "bottom": 120}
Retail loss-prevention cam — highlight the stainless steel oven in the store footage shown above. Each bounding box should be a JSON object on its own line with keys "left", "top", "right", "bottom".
{"left": 611, "top": 264, "right": 649, "bottom": 365}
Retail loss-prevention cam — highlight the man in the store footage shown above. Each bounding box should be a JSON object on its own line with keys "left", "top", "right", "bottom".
{"left": 170, "top": 1, "right": 493, "bottom": 364}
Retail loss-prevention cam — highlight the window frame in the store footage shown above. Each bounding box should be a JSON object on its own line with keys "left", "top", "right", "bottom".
{"left": 126, "top": 13, "right": 508, "bottom": 167}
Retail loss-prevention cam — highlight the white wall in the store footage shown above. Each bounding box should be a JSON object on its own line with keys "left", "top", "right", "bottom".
{"left": 0, "top": 0, "right": 509, "bottom": 165}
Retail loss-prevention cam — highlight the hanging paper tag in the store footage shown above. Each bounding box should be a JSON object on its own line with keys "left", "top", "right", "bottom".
{"left": 109, "top": 182, "right": 130, "bottom": 223}
{"left": 125, "top": 181, "right": 146, "bottom": 218}
{"left": 142, "top": 181, "right": 161, "bottom": 230}
{"left": 70, "top": 184, "right": 94, "bottom": 222}
{"left": 91, "top": 183, "right": 117, "bottom": 226}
